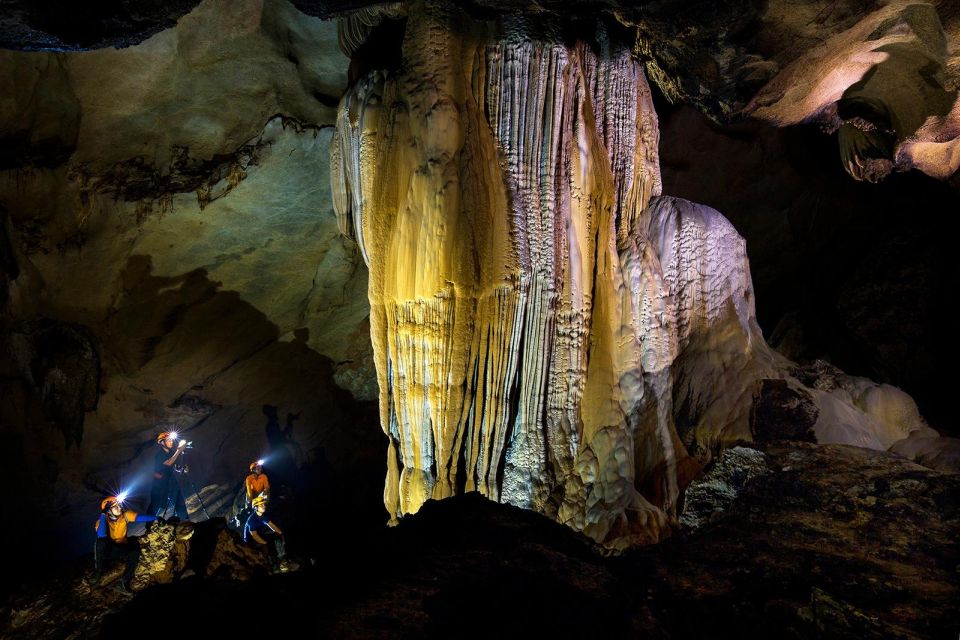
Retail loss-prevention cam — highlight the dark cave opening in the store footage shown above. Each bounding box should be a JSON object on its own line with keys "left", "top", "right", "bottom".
{"left": 654, "top": 90, "right": 960, "bottom": 435}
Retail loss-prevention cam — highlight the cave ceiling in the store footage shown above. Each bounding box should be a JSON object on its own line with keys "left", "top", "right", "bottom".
{"left": 3, "top": 0, "right": 958, "bottom": 183}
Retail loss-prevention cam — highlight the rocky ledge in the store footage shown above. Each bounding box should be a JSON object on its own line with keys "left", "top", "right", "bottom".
{"left": 1, "top": 440, "right": 956, "bottom": 639}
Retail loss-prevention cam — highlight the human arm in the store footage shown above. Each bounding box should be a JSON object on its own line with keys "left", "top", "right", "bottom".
{"left": 265, "top": 520, "right": 283, "bottom": 536}
{"left": 250, "top": 529, "right": 269, "bottom": 545}
{"left": 94, "top": 514, "right": 108, "bottom": 538}
{"left": 162, "top": 440, "right": 188, "bottom": 466}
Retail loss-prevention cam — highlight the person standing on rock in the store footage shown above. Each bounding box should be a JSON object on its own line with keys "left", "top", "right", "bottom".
{"left": 243, "top": 494, "right": 291, "bottom": 573}
{"left": 88, "top": 495, "right": 156, "bottom": 595}
{"left": 148, "top": 431, "right": 189, "bottom": 520}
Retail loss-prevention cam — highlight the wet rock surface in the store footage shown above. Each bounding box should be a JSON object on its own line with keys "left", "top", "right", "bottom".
{"left": 2, "top": 441, "right": 956, "bottom": 639}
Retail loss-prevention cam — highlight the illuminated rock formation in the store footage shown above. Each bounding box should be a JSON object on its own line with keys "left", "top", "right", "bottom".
{"left": 743, "top": 1, "right": 960, "bottom": 183}
{"left": 0, "top": 0, "right": 380, "bottom": 565}
{"left": 332, "top": 2, "right": 950, "bottom": 546}
{"left": 332, "top": 5, "right": 759, "bottom": 545}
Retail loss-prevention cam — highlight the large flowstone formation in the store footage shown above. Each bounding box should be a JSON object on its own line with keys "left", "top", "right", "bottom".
{"left": 331, "top": 2, "right": 948, "bottom": 547}
{"left": 332, "top": 7, "right": 688, "bottom": 545}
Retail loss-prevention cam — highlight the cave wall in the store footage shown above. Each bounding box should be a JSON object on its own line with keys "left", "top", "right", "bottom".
{"left": 0, "top": 0, "right": 383, "bottom": 589}
{"left": 0, "top": 0, "right": 956, "bottom": 581}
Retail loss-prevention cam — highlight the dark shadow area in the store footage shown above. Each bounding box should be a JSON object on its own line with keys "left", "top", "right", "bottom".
{"left": 654, "top": 94, "right": 960, "bottom": 435}
{"left": 0, "top": 0, "right": 201, "bottom": 50}
{"left": 94, "top": 442, "right": 959, "bottom": 639}
{"left": 0, "top": 253, "right": 385, "bottom": 602}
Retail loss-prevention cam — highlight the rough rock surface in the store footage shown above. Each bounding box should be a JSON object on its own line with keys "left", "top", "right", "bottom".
{"left": 0, "top": 0, "right": 201, "bottom": 51}
{"left": 0, "top": 0, "right": 381, "bottom": 595}
{"left": 891, "top": 429, "right": 960, "bottom": 473}
{"left": 743, "top": 1, "right": 960, "bottom": 183}
{"left": 3, "top": 0, "right": 957, "bottom": 182}
{"left": 679, "top": 446, "right": 771, "bottom": 530}
{"left": 2, "top": 442, "right": 956, "bottom": 639}
{"left": 332, "top": 7, "right": 683, "bottom": 544}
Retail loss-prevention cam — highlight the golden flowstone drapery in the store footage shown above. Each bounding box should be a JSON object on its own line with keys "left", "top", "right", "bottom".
{"left": 333, "top": 4, "right": 784, "bottom": 547}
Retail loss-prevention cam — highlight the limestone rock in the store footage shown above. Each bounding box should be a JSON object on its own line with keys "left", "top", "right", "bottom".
{"left": 332, "top": 1, "right": 952, "bottom": 547}
{"left": 798, "top": 360, "right": 933, "bottom": 449}
{"left": 679, "top": 446, "right": 770, "bottom": 530}
{"left": 134, "top": 520, "right": 195, "bottom": 588}
{"left": 205, "top": 529, "right": 273, "bottom": 580}
{"left": 8, "top": 441, "right": 953, "bottom": 639}
{"left": 332, "top": 5, "right": 686, "bottom": 545}
{"left": 891, "top": 429, "right": 960, "bottom": 473}
{"left": 743, "top": 1, "right": 960, "bottom": 182}
{"left": 750, "top": 379, "right": 819, "bottom": 443}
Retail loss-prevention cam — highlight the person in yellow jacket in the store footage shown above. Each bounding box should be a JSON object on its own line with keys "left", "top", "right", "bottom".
{"left": 88, "top": 496, "right": 156, "bottom": 595}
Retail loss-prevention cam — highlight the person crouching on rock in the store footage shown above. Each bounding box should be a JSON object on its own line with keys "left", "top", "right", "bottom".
{"left": 243, "top": 494, "right": 289, "bottom": 573}
{"left": 88, "top": 496, "right": 156, "bottom": 595}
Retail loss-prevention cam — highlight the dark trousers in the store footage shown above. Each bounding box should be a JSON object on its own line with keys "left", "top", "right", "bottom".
{"left": 257, "top": 531, "right": 286, "bottom": 570}
{"left": 94, "top": 537, "right": 141, "bottom": 584}
{"left": 148, "top": 476, "right": 188, "bottom": 519}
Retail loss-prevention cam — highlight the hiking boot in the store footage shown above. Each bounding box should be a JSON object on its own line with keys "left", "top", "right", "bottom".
{"left": 85, "top": 572, "right": 102, "bottom": 587}
{"left": 112, "top": 581, "right": 135, "bottom": 597}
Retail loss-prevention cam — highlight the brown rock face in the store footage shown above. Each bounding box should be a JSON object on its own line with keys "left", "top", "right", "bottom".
{"left": 751, "top": 379, "right": 819, "bottom": 443}
{"left": 0, "top": 0, "right": 381, "bottom": 592}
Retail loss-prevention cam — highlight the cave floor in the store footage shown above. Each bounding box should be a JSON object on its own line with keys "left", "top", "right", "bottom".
{"left": 1, "top": 441, "right": 957, "bottom": 639}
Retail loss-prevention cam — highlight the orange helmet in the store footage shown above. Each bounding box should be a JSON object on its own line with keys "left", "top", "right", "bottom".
{"left": 156, "top": 431, "right": 171, "bottom": 444}
{"left": 249, "top": 460, "right": 264, "bottom": 472}
{"left": 101, "top": 496, "right": 121, "bottom": 511}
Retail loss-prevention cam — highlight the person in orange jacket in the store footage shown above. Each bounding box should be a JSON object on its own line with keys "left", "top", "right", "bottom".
{"left": 245, "top": 460, "right": 270, "bottom": 508}
{"left": 88, "top": 496, "right": 156, "bottom": 595}
{"left": 230, "top": 460, "right": 271, "bottom": 530}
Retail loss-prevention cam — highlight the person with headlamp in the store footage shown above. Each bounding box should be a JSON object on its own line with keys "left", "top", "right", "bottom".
{"left": 245, "top": 459, "right": 270, "bottom": 509}
{"left": 88, "top": 494, "right": 156, "bottom": 595}
{"left": 243, "top": 494, "right": 290, "bottom": 573}
{"left": 147, "top": 430, "right": 189, "bottom": 520}
{"left": 227, "top": 459, "right": 270, "bottom": 530}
